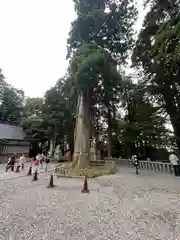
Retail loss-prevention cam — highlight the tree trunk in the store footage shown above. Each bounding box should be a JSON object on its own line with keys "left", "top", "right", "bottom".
{"left": 107, "top": 107, "right": 112, "bottom": 157}
{"left": 72, "top": 93, "right": 91, "bottom": 169}
{"left": 163, "top": 87, "right": 180, "bottom": 151}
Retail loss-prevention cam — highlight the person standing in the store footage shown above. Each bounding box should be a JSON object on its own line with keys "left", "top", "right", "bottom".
{"left": 66, "top": 149, "right": 71, "bottom": 162}
{"left": 19, "top": 153, "right": 26, "bottom": 170}
{"left": 12, "top": 153, "right": 17, "bottom": 171}
{"left": 34, "top": 153, "right": 41, "bottom": 173}
{"left": 169, "top": 153, "right": 179, "bottom": 176}
{"left": 40, "top": 153, "right": 45, "bottom": 169}
{"left": 6, "top": 153, "right": 16, "bottom": 172}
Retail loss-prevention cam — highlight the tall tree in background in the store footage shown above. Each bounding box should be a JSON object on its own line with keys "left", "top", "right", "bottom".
{"left": 21, "top": 78, "right": 76, "bottom": 153}
{"left": 69, "top": 43, "right": 120, "bottom": 166}
{"left": 24, "top": 97, "right": 44, "bottom": 117}
{"left": 0, "top": 69, "right": 6, "bottom": 104}
{"left": 132, "top": 0, "right": 180, "bottom": 150}
{"left": 68, "top": 0, "right": 137, "bottom": 62}
{"left": 43, "top": 81, "right": 75, "bottom": 149}
{"left": 68, "top": 0, "right": 137, "bottom": 156}
{"left": 117, "top": 79, "right": 173, "bottom": 159}
{"left": 0, "top": 69, "right": 24, "bottom": 124}
{"left": 21, "top": 97, "right": 46, "bottom": 144}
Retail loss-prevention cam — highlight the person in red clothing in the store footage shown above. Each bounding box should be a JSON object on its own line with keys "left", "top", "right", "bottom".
{"left": 35, "top": 153, "right": 41, "bottom": 166}
{"left": 65, "top": 149, "right": 71, "bottom": 162}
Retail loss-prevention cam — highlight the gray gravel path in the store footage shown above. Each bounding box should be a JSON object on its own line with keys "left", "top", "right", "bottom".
{"left": 0, "top": 166, "right": 180, "bottom": 240}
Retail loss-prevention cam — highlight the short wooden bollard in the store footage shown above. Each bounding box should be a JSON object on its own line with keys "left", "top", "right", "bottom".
{"left": 27, "top": 166, "right": 32, "bottom": 176}
{"left": 32, "top": 169, "right": 38, "bottom": 181}
{"left": 47, "top": 173, "right": 55, "bottom": 188}
{"left": 15, "top": 165, "right": 20, "bottom": 173}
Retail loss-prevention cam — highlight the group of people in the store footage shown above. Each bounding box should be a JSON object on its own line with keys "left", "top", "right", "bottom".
{"left": 34, "top": 153, "right": 50, "bottom": 169}
{"left": 6, "top": 153, "right": 26, "bottom": 172}
{"left": 5, "top": 149, "right": 69, "bottom": 173}
{"left": 6, "top": 152, "right": 51, "bottom": 173}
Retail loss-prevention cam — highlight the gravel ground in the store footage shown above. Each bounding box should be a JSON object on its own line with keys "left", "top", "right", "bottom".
{"left": 0, "top": 166, "right": 180, "bottom": 240}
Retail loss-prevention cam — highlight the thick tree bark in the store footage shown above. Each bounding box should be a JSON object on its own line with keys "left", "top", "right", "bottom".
{"left": 107, "top": 108, "right": 112, "bottom": 157}
{"left": 72, "top": 92, "right": 91, "bottom": 169}
{"left": 83, "top": 91, "right": 91, "bottom": 163}
{"left": 163, "top": 87, "right": 180, "bottom": 151}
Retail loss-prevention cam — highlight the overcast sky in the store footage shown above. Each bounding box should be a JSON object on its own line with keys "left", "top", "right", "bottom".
{"left": 0, "top": 0, "right": 146, "bottom": 98}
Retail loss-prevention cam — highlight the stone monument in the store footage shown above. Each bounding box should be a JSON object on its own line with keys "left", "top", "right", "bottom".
{"left": 53, "top": 145, "right": 63, "bottom": 161}
{"left": 89, "top": 137, "right": 100, "bottom": 161}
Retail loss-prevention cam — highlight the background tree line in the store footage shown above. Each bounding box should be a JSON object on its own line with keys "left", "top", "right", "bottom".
{"left": 0, "top": 0, "right": 179, "bottom": 160}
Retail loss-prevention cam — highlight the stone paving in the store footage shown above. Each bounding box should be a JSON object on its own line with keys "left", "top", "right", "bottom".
{"left": 0, "top": 165, "right": 180, "bottom": 239}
